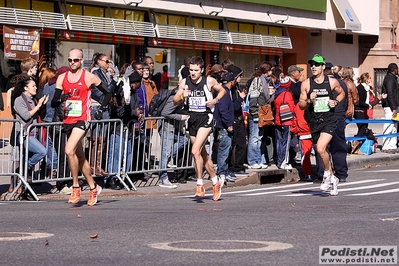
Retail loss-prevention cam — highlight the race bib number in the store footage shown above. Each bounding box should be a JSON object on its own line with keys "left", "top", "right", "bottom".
{"left": 65, "top": 100, "right": 82, "bottom": 117}
{"left": 313, "top": 97, "right": 330, "bottom": 113}
{"left": 189, "top": 96, "right": 206, "bottom": 112}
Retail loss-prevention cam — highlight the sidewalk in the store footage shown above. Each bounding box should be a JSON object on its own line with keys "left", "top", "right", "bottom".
{"left": 2, "top": 105, "right": 399, "bottom": 201}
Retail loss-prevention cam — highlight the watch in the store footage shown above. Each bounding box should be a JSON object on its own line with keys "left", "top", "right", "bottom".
{"left": 215, "top": 98, "right": 220, "bottom": 104}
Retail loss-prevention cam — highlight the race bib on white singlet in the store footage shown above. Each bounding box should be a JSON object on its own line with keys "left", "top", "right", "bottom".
{"left": 65, "top": 100, "right": 82, "bottom": 117}
{"left": 313, "top": 97, "right": 330, "bottom": 113}
{"left": 188, "top": 97, "right": 206, "bottom": 112}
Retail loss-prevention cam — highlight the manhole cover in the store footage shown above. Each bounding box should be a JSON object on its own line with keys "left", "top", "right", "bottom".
{"left": 149, "top": 240, "right": 293, "bottom": 252}
{"left": 0, "top": 232, "right": 53, "bottom": 241}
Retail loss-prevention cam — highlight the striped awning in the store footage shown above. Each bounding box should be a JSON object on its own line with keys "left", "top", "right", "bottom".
{"left": 149, "top": 38, "right": 220, "bottom": 51}
{"left": 222, "top": 44, "right": 283, "bottom": 55}
{"left": 59, "top": 30, "right": 144, "bottom": 45}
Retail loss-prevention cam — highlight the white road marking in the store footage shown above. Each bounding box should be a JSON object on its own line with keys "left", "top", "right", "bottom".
{"left": 347, "top": 188, "right": 399, "bottom": 196}
{"left": 0, "top": 232, "right": 53, "bottom": 241}
{"left": 149, "top": 240, "right": 293, "bottom": 252}
{"left": 280, "top": 181, "right": 399, "bottom": 197}
{"left": 242, "top": 179, "right": 384, "bottom": 196}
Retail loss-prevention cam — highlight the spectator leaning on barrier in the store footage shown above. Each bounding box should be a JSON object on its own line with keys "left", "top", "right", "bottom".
{"left": 52, "top": 48, "right": 112, "bottom": 206}
{"left": 381, "top": 63, "right": 399, "bottom": 152}
{"left": 13, "top": 77, "right": 48, "bottom": 179}
{"left": 88, "top": 53, "right": 116, "bottom": 176}
{"left": 105, "top": 63, "right": 135, "bottom": 190}
{"left": 157, "top": 86, "right": 190, "bottom": 188}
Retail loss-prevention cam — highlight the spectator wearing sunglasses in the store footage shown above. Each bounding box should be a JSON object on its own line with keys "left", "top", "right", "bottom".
{"left": 87, "top": 53, "right": 116, "bottom": 176}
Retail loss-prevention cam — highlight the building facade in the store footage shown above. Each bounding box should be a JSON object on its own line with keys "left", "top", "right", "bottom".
{"left": 0, "top": 0, "right": 384, "bottom": 91}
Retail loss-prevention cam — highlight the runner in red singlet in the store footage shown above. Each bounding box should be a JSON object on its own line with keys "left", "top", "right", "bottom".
{"left": 52, "top": 48, "right": 112, "bottom": 206}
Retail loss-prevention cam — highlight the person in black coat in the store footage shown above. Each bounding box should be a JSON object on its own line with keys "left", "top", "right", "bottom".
{"left": 381, "top": 63, "right": 399, "bottom": 151}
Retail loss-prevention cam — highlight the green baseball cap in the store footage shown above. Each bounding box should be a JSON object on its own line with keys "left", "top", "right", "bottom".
{"left": 308, "top": 54, "right": 325, "bottom": 65}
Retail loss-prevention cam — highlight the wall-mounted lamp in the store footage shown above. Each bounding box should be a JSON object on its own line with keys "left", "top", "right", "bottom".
{"left": 199, "top": 2, "right": 224, "bottom": 16}
{"left": 123, "top": 0, "right": 143, "bottom": 7}
{"left": 266, "top": 11, "right": 289, "bottom": 24}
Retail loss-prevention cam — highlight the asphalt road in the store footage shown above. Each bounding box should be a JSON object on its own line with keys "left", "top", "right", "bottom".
{"left": 1, "top": 161, "right": 399, "bottom": 266}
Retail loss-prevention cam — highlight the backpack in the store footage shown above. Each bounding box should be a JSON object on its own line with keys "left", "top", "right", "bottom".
{"left": 247, "top": 77, "right": 267, "bottom": 117}
{"left": 148, "top": 88, "right": 176, "bottom": 117}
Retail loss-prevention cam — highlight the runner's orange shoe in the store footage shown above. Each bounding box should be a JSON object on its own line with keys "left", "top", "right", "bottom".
{"left": 212, "top": 178, "right": 223, "bottom": 201}
{"left": 195, "top": 185, "right": 205, "bottom": 197}
{"left": 68, "top": 187, "right": 81, "bottom": 204}
{"left": 87, "top": 184, "right": 102, "bottom": 206}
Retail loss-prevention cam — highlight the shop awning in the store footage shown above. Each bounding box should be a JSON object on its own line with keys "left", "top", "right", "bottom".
{"left": 66, "top": 14, "right": 155, "bottom": 37}
{"left": 0, "top": 7, "right": 67, "bottom": 29}
{"left": 149, "top": 38, "right": 220, "bottom": 51}
{"left": 155, "top": 24, "right": 230, "bottom": 44}
{"left": 331, "top": 0, "right": 361, "bottom": 31}
{"left": 59, "top": 30, "right": 144, "bottom": 45}
{"left": 229, "top": 32, "right": 292, "bottom": 49}
{"left": 222, "top": 44, "right": 283, "bottom": 55}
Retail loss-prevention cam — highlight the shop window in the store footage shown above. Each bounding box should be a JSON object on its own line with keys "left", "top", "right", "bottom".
{"left": 126, "top": 10, "right": 144, "bottom": 21}
{"left": 154, "top": 13, "right": 167, "bottom": 24}
{"left": 192, "top": 18, "right": 202, "bottom": 28}
{"left": 67, "top": 4, "right": 83, "bottom": 15}
{"left": 12, "top": 0, "right": 29, "bottom": 9}
{"left": 169, "top": 15, "right": 186, "bottom": 26}
{"left": 239, "top": 23, "right": 254, "bottom": 33}
{"left": 228, "top": 22, "right": 238, "bottom": 32}
{"left": 32, "top": 0, "right": 54, "bottom": 12}
{"left": 83, "top": 6, "right": 104, "bottom": 17}
{"left": 269, "top": 27, "right": 282, "bottom": 36}
{"left": 111, "top": 9, "right": 124, "bottom": 20}
{"left": 259, "top": 25, "right": 269, "bottom": 35}
{"left": 203, "top": 19, "right": 219, "bottom": 29}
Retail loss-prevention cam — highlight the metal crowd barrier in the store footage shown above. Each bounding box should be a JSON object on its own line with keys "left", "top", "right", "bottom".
{"left": 0, "top": 119, "right": 37, "bottom": 200}
{"left": 2, "top": 117, "right": 194, "bottom": 201}
{"left": 121, "top": 117, "right": 193, "bottom": 186}
{"left": 345, "top": 118, "right": 399, "bottom": 141}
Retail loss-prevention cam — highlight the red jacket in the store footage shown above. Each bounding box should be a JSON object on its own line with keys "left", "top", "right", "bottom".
{"left": 274, "top": 89, "right": 295, "bottom": 126}
{"left": 290, "top": 103, "right": 311, "bottom": 136}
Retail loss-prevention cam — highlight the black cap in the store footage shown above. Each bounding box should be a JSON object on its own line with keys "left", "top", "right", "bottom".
{"left": 129, "top": 71, "right": 142, "bottom": 83}
{"left": 325, "top": 62, "right": 333, "bottom": 70}
{"left": 227, "top": 65, "right": 243, "bottom": 80}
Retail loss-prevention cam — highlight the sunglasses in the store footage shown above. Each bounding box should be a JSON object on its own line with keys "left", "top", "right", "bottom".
{"left": 68, "top": 58, "right": 81, "bottom": 63}
{"left": 100, "top": 59, "right": 110, "bottom": 64}
{"left": 309, "top": 62, "right": 322, "bottom": 67}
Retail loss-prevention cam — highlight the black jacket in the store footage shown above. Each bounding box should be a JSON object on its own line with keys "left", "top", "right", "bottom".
{"left": 381, "top": 72, "right": 398, "bottom": 111}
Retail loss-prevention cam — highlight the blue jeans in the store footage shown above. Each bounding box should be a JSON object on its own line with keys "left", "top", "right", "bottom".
{"left": 158, "top": 127, "right": 189, "bottom": 180}
{"left": 216, "top": 129, "right": 232, "bottom": 175}
{"left": 106, "top": 133, "right": 132, "bottom": 181}
{"left": 275, "top": 126, "right": 291, "bottom": 168}
{"left": 247, "top": 119, "right": 264, "bottom": 165}
{"left": 45, "top": 136, "right": 58, "bottom": 169}
{"left": 24, "top": 135, "right": 47, "bottom": 169}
